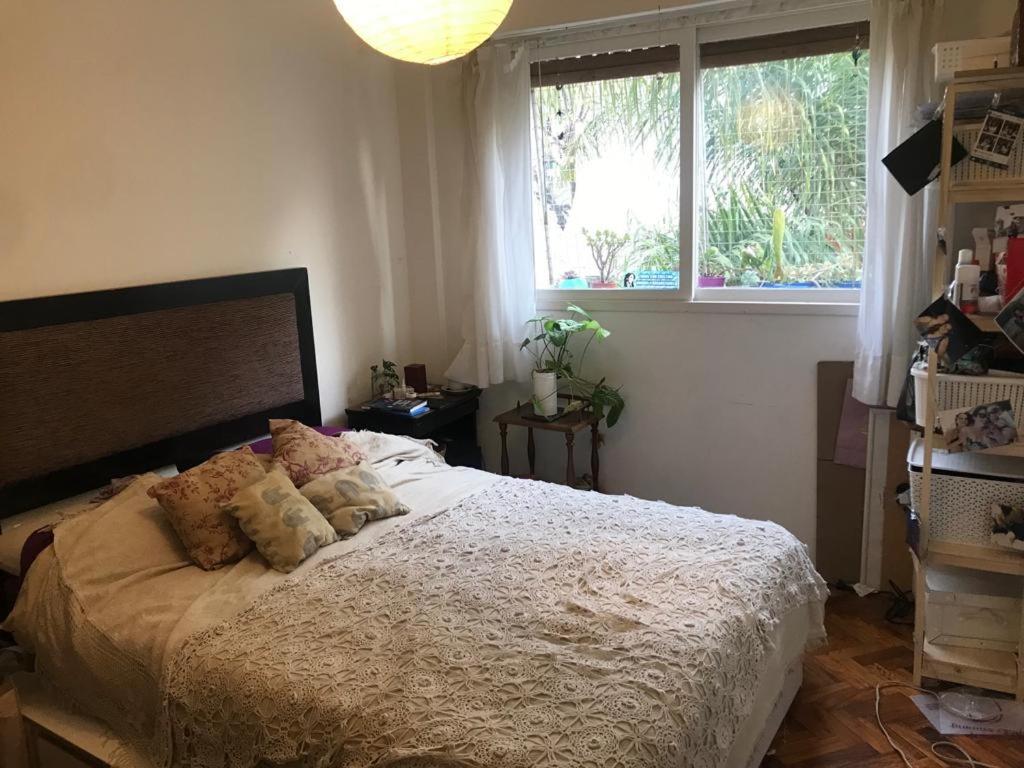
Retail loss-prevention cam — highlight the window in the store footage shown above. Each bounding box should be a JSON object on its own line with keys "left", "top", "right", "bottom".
{"left": 527, "top": 14, "right": 869, "bottom": 303}
{"left": 698, "top": 24, "right": 869, "bottom": 293}
{"left": 530, "top": 47, "right": 681, "bottom": 290}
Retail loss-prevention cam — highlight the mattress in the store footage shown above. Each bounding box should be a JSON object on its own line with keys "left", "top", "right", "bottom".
{"left": 6, "top": 431, "right": 827, "bottom": 768}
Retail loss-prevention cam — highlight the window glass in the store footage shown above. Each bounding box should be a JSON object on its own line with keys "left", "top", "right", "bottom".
{"left": 699, "top": 51, "right": 868, "bottom": 290}
{"left": 531, "top": 71, "right": 681, "bottom": 290}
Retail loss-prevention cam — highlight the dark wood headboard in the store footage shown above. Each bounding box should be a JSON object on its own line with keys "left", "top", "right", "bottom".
{"left": 0, "top": 269, "right": 321, "bottom": 517}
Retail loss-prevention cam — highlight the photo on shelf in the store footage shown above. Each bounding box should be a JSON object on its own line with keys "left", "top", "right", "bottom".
{"left": 914, "top": 296, "right": 985, "bottom": 368}
{"left": 937, "top": 400, "right": 1019, "bottom": 453}
{"left": 996, "top": 284, "right": 1024, "bottom": 353}
{"left": 992, "top": 502, "right": 1024, "bottom": 552}
{"left": 970, "top": 109, "right": 1024, "bottom": 170}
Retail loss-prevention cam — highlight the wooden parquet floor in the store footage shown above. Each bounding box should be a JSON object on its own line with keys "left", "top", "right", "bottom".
{"left": 762, "top": 590, "right": 1024, "bottom": 767}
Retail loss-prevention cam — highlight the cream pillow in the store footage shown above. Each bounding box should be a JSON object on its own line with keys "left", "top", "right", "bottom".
{"left": 300, "top": 462, "right": 410, "bottom": 536}
{"left": 222, "top": 470, "right": 337, "bottom": 573}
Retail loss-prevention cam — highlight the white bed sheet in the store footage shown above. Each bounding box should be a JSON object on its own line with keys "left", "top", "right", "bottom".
{"left": 0, "top": 465, "right": 179, "bottom": 576}
{"left": 0, "top": 491, "right": 96, "bottom": 575}
{"left": 6, "top": 436, "right": 499, "bottom": 683}
{"left": 6, "top": 432, "right": 823, "bottom": 767}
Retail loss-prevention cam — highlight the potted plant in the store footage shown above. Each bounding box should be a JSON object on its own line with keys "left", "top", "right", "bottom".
{"left": 370, "top": 360, "right": 400, "bottom": 397}
{"left": 521, "top": 304, "right": 625, "bottom": 427}
{"left": 698, "top": 246, "right": 729, "bottom": 288}
{"left": 583, "top": 228, "right": 630, "bottom": 289}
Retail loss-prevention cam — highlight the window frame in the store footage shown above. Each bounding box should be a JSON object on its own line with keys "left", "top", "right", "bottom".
{"left": 530, "top": 1, "right": 869, "bottom": 313}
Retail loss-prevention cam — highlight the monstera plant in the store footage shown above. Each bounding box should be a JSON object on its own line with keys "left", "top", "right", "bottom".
{"left": 521, "top": 304, "right": 625, "bottom": 427}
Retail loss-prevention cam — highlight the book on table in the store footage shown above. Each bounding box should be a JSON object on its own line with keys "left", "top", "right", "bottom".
{"left": 369, "top": 398, "right": 429, "bottom": 417}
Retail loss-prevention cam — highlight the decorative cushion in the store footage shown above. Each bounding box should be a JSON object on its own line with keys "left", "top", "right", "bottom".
{"left": 248, "top": 426, "right": 348, "bottom": 455}
{"left": 269, "top": 419, "right": 366, "bottom": 487}
{"left": 148, "top": 448, "right": 265, "bottom": 570}
{"left": 300, "top": 462, "right": 410, "bottom": 536}
{"left": 222, "top": 470, "right": 337, "bottom": 573}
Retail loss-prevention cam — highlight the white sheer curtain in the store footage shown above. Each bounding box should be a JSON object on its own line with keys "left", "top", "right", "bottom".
{"left": 444, "top": 43, "right": 536, "bottom": 389}
{"left": 854, "top": 0, "right": 943, "bottom": 406}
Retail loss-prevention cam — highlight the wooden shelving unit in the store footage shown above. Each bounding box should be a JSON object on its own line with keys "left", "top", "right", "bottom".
{"left": 915, "top": 68, "right": 1024, "bottom": 701}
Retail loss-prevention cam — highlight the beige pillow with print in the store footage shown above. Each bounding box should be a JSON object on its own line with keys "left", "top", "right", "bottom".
{"left": 222, "top": 470, "right": 337, "bottom": 573}
{"left": 148, "top": 447, "right": 265, "bottom": 570}
{"left": 300, "top": 462, "right": 410, "bottom": 536}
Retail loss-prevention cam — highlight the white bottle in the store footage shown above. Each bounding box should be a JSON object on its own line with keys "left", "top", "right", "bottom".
{"left": 955, "top": 248, "right": 980, "bottom": 314}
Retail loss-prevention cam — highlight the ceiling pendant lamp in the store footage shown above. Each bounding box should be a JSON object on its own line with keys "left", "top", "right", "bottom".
{"left": 333, "top": 0, "right": 513, "bottom": 65}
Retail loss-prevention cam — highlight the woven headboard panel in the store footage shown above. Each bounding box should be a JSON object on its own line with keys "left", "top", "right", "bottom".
{"left": 0, "top": 269, "right": 320, "bottom": 516}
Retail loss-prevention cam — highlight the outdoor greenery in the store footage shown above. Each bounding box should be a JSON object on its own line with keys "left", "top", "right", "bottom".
{"left": 521, "top": 304, "right": 625, "bottom": 428}
{"left": 532, "top": 49, "right": 868, "bottom": 287}
{"left": 701, "top": 52, "right": 868, "bottom": 285}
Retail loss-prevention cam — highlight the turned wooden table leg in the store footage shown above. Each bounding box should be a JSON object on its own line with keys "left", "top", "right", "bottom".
{"left": 499, "top": 423, "right": 509, "bottom": 476}
{"left": 527, "top": 428, "right": 536, "bottom": 478}
{"left": 591, "top": 423, "right": 600, "bottom": 493}
{"left": 565, "top": 432, "right": 576, "bottom": 487}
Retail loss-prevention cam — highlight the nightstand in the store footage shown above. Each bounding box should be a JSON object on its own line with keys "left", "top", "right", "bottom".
{"left": 345, "top": 388, "right": 483, "bottom": 469}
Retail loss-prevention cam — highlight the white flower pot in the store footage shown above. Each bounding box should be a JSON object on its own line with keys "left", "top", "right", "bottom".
{"left": 532, "top": 371, "right": 558, "bottom": 417}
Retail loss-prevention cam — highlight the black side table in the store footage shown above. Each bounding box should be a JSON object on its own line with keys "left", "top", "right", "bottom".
{"left": 345, "top": 388, "right": 483, "bottom": 469}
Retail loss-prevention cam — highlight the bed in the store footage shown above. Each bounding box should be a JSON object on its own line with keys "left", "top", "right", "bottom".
{"left": 0, "top": 270, "right": 828, "bottom": 768}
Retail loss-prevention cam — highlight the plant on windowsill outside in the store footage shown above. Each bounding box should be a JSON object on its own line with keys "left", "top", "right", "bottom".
{"left": 698, "top": 246, "right": 731, "bottom": 288}
{"left": 583, "top": 228, "right": 630, "bottom": 289}
{"left": 520, "top": 304, "right": 625, "bottom": 428}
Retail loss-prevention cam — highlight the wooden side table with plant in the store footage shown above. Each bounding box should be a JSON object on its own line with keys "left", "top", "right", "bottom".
{"left": 501, "top": 303, "right": 624, "bottom": 490}
{"left": 494, "top": 402, "right": 601, "bottom": 490}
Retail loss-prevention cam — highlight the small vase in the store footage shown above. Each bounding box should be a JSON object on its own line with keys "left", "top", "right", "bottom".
{"left": 532, "top": 371, "right": 558, "bottom": 417}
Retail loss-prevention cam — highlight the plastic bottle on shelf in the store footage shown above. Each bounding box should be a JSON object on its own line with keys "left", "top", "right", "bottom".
{"left": 954, "top": 248, "right": 980, "bottom": 315}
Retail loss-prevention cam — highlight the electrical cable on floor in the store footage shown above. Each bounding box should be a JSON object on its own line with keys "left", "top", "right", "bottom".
{"left": 875, "top": 682, "right": 1004, "bottom": 768}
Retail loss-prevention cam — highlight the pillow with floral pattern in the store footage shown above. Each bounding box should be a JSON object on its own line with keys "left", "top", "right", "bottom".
{"left": 269, "top": 419, "right": 366, "bottom": 488}
{"left": 148, "top": 447, "right": 265, "bottom": 570}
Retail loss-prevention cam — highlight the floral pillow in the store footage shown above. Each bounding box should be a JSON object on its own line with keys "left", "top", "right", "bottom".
{"left": 269, "top": 419, "right": 366, "bottom": 488}
{"left": 300, "top": 462, "right": 410, "bottom": 536}
{"left": 148, "top": 448, "right": 266, "bottom": 570}
{"left": 222, "top": 470, "right": 337, "bottom": 573}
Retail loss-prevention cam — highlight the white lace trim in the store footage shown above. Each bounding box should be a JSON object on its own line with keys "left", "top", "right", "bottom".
{"left": 157, "top": 478, "right": 827, "bottom": 768}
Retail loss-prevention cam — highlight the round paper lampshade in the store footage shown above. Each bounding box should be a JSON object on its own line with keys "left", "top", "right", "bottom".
{"left": 333, "top": 0, "right": 513, "bottom": 65}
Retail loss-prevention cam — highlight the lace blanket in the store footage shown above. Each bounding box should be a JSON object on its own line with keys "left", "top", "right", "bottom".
{"left": 160, "top": 479, "right": 827, "bottom": 768}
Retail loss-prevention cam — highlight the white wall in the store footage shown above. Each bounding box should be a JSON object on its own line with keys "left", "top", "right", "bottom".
{"left": 0, "top": 0, "right": 413, "bottom": 421}
{"left": 396, "top": 0, "right": 1019, "bottom": 555}
{"left": 477, "top": 311, "right": 857, "bottom": 547}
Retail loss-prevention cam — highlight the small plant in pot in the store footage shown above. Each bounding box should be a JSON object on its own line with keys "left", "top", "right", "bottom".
{"left": 583, "top": 228, "right": 630, "bottom": 289}
{"left": 521, "top": 304, "right": 625, "bottom": 427}
{"left": 698, "top": 246, "right": 734, "bottom": 287}
{"left": 370, "top": 360, "right": 400, "bottom": 397}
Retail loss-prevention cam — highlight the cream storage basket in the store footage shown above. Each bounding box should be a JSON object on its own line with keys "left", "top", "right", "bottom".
{"left": 911, "top": 367, "right": 1024, "bottom": 428}
{"left": 908, "top": 439, "right": 1024, "bottom": 547}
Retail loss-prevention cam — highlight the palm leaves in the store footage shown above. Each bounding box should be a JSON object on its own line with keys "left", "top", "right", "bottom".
{"left": 701, "top": 53, "right": 868, "bottom": 283}
{"left": 531, "top": 51, "right": 867, "bottom": 287}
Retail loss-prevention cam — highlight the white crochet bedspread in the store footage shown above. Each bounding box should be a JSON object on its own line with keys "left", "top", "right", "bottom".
{"left": 161, "top": 478, "right": 827, "bottom": 768}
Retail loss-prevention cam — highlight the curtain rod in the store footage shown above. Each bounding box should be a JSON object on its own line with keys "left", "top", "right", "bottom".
{"left": 489, "top": 0, "right": 866, "bottom": 47}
